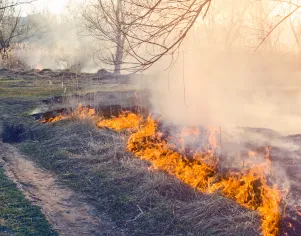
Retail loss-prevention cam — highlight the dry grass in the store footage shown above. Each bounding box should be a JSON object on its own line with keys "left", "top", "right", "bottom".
{"left": 0, "top": 68, "right": 261, "bottom": 235}
{"left": 18, "top": 118, "right": 261, "bottom": 235}
{"left": 179, "top": 196, "right": 260, "bottom": 236}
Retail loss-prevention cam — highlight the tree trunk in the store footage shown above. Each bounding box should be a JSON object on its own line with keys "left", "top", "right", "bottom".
{"left": 114, "top": 0, "right": 124, "bottom": 74}
{"left": 114, "top": 36, "right": 125, "bottom": 74}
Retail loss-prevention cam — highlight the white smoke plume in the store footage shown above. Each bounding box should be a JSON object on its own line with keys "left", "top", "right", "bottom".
{"left": 146, "top": 40, "right": 301, "bottom": 136}
{"left": 10, "top": 8, "right": 98, "bottom": 72}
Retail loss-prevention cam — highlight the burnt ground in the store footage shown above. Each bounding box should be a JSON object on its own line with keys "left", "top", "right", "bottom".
{"left": 0, "top": 68, "right": 300, "bottom": 235}
{"left": 271, "top": 140, "right": 301, "bottom": 235}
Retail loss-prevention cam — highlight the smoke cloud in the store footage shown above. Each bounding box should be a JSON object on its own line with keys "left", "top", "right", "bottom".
{"left": 11, "top": 10, "right": 98, "bottom": 72}
{"left": 147, "top": 40, "right": 301, "bottom": 136}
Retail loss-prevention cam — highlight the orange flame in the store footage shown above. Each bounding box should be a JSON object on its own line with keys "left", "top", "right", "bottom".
{"left": 41, "top": 104, "right": 96, "bottom": 123}
{"left": 99, "top": 113, "right": 281, "bottom": 236}
{"left": 181, "top": 127, "right": 200, "bottom": 136}
{"left": 97, "top": 112, "right": 142, "bottom": 132}
{"left": 41, "top": 114, "right": 66, "bottom": 123}
{"left": 36, "top": 64, "right": 43, "bottom": 70}
{"left": 43, "top": 109, "right": 282, "bottom": 236}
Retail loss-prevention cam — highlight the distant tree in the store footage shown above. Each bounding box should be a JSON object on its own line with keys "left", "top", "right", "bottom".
{"left": 82, "top": 0, "right": 133, "bottom": 74}
{"left": 0, "top": 0, "right": 36, "bottom": 58}
{"left": 117, "top": 0, "right": 213, "bottom": 71}
{"left": 108, "top": 0, "right": 301, "bottom": 70}
{"left": 81, "top": 0, "right": 301, "bottom": 71}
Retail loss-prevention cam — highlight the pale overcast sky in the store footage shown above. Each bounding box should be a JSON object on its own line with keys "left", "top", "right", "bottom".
{"left": 23, "top": 0, "right": 84, "bottom": 16}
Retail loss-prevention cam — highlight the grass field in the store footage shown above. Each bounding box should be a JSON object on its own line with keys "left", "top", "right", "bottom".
{"left": 0, "top": 69, "right": 261, "bottom": 236}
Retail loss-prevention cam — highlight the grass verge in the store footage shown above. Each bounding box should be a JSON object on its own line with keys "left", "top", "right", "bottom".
{"left": 0, "top": 167, "right": 57, "bottom": 235}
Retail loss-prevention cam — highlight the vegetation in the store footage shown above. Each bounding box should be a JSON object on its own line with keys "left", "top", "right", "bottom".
{"left": 1, "top": 1, "right": 301, "bottom": 235}
{"left": 82, "top": 0, "right": 129, "bottom": 74}
{"left": 0, "top": 167, "right": 57, "bottom": 235}
{"left": 18, "top": 119, "right": 260, "bottom": 236}
{"left": 1, "top": 122, "right": 25, "bottom": 143}
{"left": 0, "top": 0, "right": 36, "bottom": 56}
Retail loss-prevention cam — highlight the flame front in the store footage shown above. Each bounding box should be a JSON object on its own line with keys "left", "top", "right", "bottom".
{"left": 97, "top": 112, "right": 142, "bottom": 132}
{"left": 41, "top": 104, "right": 96, "bottom": 123}
{"left": 43, "top": 109, "right": 282, "bottom": 235}
{"left": 98, "top": 113, "right": 281, "bottom": 236}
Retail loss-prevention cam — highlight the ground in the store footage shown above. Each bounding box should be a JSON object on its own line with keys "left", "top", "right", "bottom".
{"left": 0, "top": 68, "right": 278, "bottom": 236}
{"left": 0, "top": 158, "right": 57, "bottom": 235}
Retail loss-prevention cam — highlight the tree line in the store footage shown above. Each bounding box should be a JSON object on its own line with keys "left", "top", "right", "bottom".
{"left": 2, "top": 0, "right": 301, "bottom": 72}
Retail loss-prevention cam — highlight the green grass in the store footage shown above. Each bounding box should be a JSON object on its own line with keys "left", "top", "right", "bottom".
{"left": 0, "top": 87, "right": 64, "bottom": 98}
{"left": 0, "top": 69, "right": 140, "bottom": 99}
{"left": 0, "top": 167, "right": 57, "bottom": 236}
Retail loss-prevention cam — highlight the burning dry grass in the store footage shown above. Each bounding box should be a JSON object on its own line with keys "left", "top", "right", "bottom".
{"left": 19, "top": 118, "right": 261, "bottom": 235}
{"left": 40, "top": 104, "right": 96, "bottom": 123}
{"left": 98, "top": 114, "right": 282, "bottom": 236}
{"left": 97, "top": 112, "right": 142, "bottom": 132}
{"left": 39, "top": 108, "right": 280, "bottom": 235}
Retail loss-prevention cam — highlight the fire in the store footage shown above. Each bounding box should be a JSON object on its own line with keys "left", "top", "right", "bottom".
{"left": 41, "top": 104, "right": 96, "bottom": 123}
{"left": 207, "top": 127, "right": 219, "bottom": 153}
{"left": 98, "top": 113, "right": 282, "bottom": 236}
{"left": 36, "top": 64, "right": 43, "bottom": 70}
{"left": 241, "top": 148, "right": 272, "bottom": 175}
{"left": 41, "top": 113, "right": 66, "bottom": 123}
{"left": 97, "top": 112, "right": 142, "bottom": 132}
{"left": 71, "top": 104, "right": 96, "bottom": 120}
{"left": 181, "top": 127, "right": 200, "bottom": 136}
{"left": 42, "top": 109, "right": 282, "bottom": 236}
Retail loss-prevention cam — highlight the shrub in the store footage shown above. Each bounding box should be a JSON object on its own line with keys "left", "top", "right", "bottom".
{"left": 1, "top": 122, "right": 25, "bottom": 143}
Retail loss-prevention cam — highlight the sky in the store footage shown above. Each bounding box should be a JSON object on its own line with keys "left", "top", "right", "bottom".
{"left": 43, "top": 0, "right": 69, "bottom": 15}
{"left": 22, "top": 0, "right": 84, "bottom": 16}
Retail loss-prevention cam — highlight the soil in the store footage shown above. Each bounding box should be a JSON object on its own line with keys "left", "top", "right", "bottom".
{"left": 0, "top": 142, "right": 120, "bottom": 236}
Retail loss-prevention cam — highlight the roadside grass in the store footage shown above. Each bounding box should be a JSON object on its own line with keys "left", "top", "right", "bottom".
{"left": 0, "top": 167, "right": 57, "bottom": 236}
{"left": 19, "top": 120, "right": 261, "bottom": 236}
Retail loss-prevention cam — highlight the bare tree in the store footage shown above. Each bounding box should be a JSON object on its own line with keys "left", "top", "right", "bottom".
{"left": 81, "top": 0, "right": 212, "bottom": 72}
{"left": 0, "top": 0, "right": 36, "bottom": 58}
{"left": 82, "top": 0, "right": 301, "bottom": 71}
{"left": 124, "top": 0, "right": 301, "bottom": 70}
{"left": 119, "top": 0, "right": 213, "bottom": 71}
{"left": 251, "top": 0, "right": 301, "bottom": 51}
{"left": 82, "top": 0, "right": 133, "bottom": 74}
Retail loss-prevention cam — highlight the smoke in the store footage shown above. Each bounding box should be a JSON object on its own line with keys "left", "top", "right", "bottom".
{"left": 138, "top": 21, "right": 301, "bottom": 198}
{"left": 136, "top": 0, "right": 301, "bottom": 136}
{"left": 146, "top": 40, "right": 301, "bottom": 136}
{"left": 11, "top": 10, "right": 98, "bottom": 72}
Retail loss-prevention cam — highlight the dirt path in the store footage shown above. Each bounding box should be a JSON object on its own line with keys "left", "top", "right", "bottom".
{"left": 0, "top": 142, "right": 120, "bottom": 236}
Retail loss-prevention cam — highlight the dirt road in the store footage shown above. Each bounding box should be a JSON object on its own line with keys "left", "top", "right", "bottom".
{"left": 0, "top": 142, "right": 120, "bottom": 236}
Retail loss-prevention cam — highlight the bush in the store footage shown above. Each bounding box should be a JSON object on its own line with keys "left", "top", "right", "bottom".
{"left": 1, "top": 122, "right": 25, "bottom": 143}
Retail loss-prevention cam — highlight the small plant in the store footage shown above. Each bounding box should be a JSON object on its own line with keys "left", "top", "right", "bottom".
{"left": 1, "top": 122, "right": 25, "bottom": 143}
